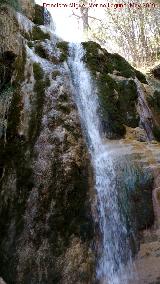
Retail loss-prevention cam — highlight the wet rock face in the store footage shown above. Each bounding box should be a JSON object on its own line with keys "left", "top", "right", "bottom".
{"left": 152, "top": 64, "right": 160, "bottom": 80}
{"left": 0, "top": 5, "right": 94, "bottom": 284}
{"left": 0, "top": 7, "right": 22, "bottom": 56}
{"left": 82, "top": 41, "right": 156, "bottom": 140}
{"left": 19, "top": 0, "right": 34, "bottom": 19}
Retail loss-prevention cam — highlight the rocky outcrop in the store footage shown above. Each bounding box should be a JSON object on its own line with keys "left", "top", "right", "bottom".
{"left": 82, "top": 41, "right": 140, "bottom": 138}
{"left": 1, "top": 2, "right": 160, "bottom": 284}
{"left": 0, "top": 4, "right": 94, "bottom": 284}
{"left": 152, "top": 64, "right": 160, "bottom": 80}
{"left": 19, "top": 0, "right": 34, "bottom": 19}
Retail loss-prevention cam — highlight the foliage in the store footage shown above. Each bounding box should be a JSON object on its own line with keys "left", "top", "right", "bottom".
{"left": 73, "top": 0, "right": 160, "bottom": 68}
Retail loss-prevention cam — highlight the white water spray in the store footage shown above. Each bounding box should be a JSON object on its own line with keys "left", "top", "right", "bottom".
{"left": 68, "top": 43, "right": 134, "bottom": 284}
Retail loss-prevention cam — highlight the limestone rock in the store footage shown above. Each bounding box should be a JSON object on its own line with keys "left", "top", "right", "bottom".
{"left": 0, "top": 4, "right": 94, "bottom": 284}
{"left": 152, "top": 64, "right": 160, "bottom": 80}
{"left": 19, "top": 0, "right": 34, "bottom": 19}
{"left": 0, "top": 278, "right": 7, "bottom": 284}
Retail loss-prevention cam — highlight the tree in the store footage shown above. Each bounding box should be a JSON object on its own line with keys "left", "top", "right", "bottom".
{"left": 72, "top": 0, "right": 160, "bottom": 67}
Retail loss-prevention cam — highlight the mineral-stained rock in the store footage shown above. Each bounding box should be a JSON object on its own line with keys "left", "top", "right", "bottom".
{"left": 1, "top": 2, "right": 160, "bottom": 284}
{"left": 0, "top": 278, "right": 7, "bottom": 284}
{"left": 152, "top": 64, "right": 160, "bottom": 80}
{"left": 0, "top": 4, "right": 95, "bottom": 284}
{"left": 19, "top": 0, "right": 34, "bottom": 19}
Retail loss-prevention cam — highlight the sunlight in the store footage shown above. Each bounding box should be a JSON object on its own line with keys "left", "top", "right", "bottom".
{"left": 35, "top": 0, "right": 84, "bottom": 41}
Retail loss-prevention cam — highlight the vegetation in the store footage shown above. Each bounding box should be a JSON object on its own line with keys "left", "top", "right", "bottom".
{"left": 73, "top": 0, "right": 160, "bottom": 68}
{"left": 28, "top": 63, "right": 45, "bottom": 147}
{"left": 33, "top": 4, "right": 44, "bottom": 25}
{"left": 56, "top": 42, "right": 69, "bottom": 62}
{"left": 35, "top": 44, "right": 47, "bottom": 59}
{"left": 82, "top": 41, "right": 146, "bottom": 80}
{"left": 0, "top": 0, "right": 20, "bottom": 10}
{"left": 52, "top": 70, "right": 61, "bottom": 79}
{"left": 147, "top": 90, "right": 160, "bottom": 111}
{"left": 27, "top": 41, "right": 34, "bottom": 48}
{"left": 147, "top": 91, "right": 160, "bottom": 141}
{"left": 31, "top": 26, "right": 50, "bottom": 41}
{"left": 153, "top": 125, "right": 160, "bottom": 141}
{"left": 82, "top": 41, "right": 140, "bottom": 138}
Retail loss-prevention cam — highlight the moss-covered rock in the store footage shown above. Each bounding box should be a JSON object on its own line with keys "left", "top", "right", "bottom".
{"left": 147, "top": 90, "right": 160, "bottom": 112}
{"left": 152, "top": 64, "right": 160, "bottom": 80}
{"left": 56, "top": 41, "right": 69, "bottom": 62}
{"left": 0, "top": 0, "right": 20, "bottom": 11}
{"left": 82, "top": 41, "right": 136, "bottom": 78}
{"left": 115, "top": 154, "right": 154, "bottom": 256}
{"left": 33, "top": 4, "right": 44, "bottom": 25}
{"left": 134, "top": 69, "right": 148, "bottom": 84}
{"left": 52, "top": 70, "right": 61, "bottom": 79}
{"left": 35, "top": 44, "right": 47, "bottom": 58}
{"left": 31, "top": 26, "right": 50, "bottom": 41}
{"left": 28, "top": 63, "right": 45, "bottom": 147}
{"left": 27, "top": 41, "right": 34, "bottom": 48}
{"left": 82, "top": 41, "right": 140, "bottom": 138}
{"left": 147, "top": 90, "right": 160, "bottom": 141}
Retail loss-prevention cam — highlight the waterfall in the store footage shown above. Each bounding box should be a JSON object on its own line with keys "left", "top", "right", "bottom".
{"left": 68, "top": 43, "right": 134, "bottom": 284}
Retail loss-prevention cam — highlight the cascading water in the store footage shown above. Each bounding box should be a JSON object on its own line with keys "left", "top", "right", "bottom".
{"left": 68, "top": 43, "right": 134, "bottom": 284}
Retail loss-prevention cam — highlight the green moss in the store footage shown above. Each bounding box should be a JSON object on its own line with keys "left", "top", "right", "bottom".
{"left": 35, "top": 44, "right": 47, "bottom": 58}
{"left": 56, "top": 41, "right": 69, "bottom": 62}
{"left": 22, "top": 31, "right": 31, "bottom": 41}
{"left": 28, "top": 63, "right": 45, "bottom": 147}
{"left": 45, "top": 75, "right": 50, "bottom": 87}
{"left": 52, "top": 70, "right": 61, "bottom": 79}
{"left": 97, "top": 74, "right": 126, "bottom": 138}
{"left": 57, "top": 103, "right": 71, "bottom": 114}
{"left": 27, "top": 41, "right": 34, "bottom": 48}
{"left": 33, "top": 62, "right": 44, "bottom": 80}
{"left": 117, "top": 79, "right": 139, "bottom": 127}
{"left": 31, "top": 26, "right": 50, "bottom": 41}
{"left": 157, "top": 191, "right": 160, "bottom": 202}
{"left": 56, "top": 41, "right": 68, "bottom": 53}
{"left": 153, "top": 125, "right": 160, "bottom": 141}
{"left": 13, "top": 47, "right": 26, "bottom": 84}
{"left": 110, "top": 53, "right": 136, "bottom": 78}
{"left": 147, "top": 90, "right": 160, "bottom": 112}
{"left": 134, "top": 69, "right": 148, "bottom": 84}
{"left": 0, "top": 0, "right": 20, "bottom": 10}
{"left": 82, "top": 41, "right": 140, "bottom": 138}
{"left": 82, "top": 41, "right": 135, "bottom": 78}
{"left": 33, "top": 4, "right": 44, "bottom": 25}
{"left": 6, "top": 88, "right": 21, "bottom": 138}
{"left": 92, "top": 73, "right": 138, "bottom": 138}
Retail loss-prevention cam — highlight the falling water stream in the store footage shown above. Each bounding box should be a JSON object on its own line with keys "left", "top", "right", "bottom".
{"left": 68, "top": 43, "right": 134, "bottom": 284}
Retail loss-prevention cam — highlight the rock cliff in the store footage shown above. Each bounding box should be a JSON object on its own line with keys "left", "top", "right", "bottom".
{"left": 0, "top": 1, "right": 160, "bottom": 284}
{"left": 0, "top": 3, "right": 94, "bottom": 284}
